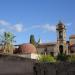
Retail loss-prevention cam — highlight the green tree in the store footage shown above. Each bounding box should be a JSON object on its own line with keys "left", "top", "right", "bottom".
{"left": 0, "top": 32, "right": 15, "bottom": 54}
{"left": 30, "top": 34, "right": 36, "bottom": 46}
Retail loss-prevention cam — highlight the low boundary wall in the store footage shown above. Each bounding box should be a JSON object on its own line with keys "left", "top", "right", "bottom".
{"left": 0, "top": 54, "right": 35, "bottom": 75}
{"left": 34, "top": 62, "right": 75, "bottom": 75}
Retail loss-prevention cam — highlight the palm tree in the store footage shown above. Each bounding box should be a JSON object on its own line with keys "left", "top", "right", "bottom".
{"left": 0, "top": 32, "right": 15, "bottom": 54}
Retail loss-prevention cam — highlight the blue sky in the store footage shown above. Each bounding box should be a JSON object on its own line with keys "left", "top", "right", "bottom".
{"left": 0, "top": 0, "right": 75, "bottom": 44}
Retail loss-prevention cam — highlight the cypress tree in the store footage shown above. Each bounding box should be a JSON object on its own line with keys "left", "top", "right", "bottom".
{"left": 30, "top": 34, "right": 35, "bottom": 46}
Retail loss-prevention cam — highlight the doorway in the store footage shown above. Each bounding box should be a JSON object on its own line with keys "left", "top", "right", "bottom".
{"left": 59, "top": 45, "right": 63, "bottom": 54}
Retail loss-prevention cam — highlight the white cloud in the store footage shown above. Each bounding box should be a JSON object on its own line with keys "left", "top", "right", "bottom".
{"left": 13, "top": 24, "right": 24, "bottom": 32}
{"left": 0, "top": 20, "right": 10, "bottom": 26}
{"left": 24, "top": 24, "right": 56, "bottom": 32}
{"left": 66, "top": 23, "right": 72, "bottom": 26}
{"left": 13, "top": 23, "right": 71, "bottom": 33}
{"left": 0, "top": 20, "right": 25, "bottom": 32}
{"left": 25, "top": 25, "right": 41, "bottom": 31}
{"left": 41, "top": 24, "right": 56, "bottom": 32}
{"left": 0, "top": 19, "right": 56, "bottom": 33}
{"left": 21, "top": 24, "right": 56, "bottom": 33}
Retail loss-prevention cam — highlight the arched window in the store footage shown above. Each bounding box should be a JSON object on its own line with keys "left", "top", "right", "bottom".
{"left": 59, "top": 31, "right": 63, "bottom": 39}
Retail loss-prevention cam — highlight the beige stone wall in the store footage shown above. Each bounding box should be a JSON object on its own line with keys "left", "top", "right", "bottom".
{"left": 37, "top": 45, "right": 58, "bottom": 56}
{"left": 70, "top": 38, "right": 75, "bottom": 45}
{"left": 37, "top": 48, "right": 45, "bottom": 54}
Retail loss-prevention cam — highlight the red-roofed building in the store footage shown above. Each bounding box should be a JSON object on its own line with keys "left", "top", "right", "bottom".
{"left": 70, "top": 44, "right": 75, "bottom": 54}
{"left": 17, "top": 43, "right": 37, "bottom": 54}
{"left": 69, "top": 35, "right": 75, "bottom": 45}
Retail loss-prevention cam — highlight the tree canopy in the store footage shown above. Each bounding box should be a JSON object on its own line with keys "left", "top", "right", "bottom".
{"left": 0, "top": 32, "right": 15, "bottom": 54}
{"left": 30, "top": 34, "right": 36, "bottom": 46}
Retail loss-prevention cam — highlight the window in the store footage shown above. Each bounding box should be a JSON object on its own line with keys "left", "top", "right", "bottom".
{"left": 59, "top": 31, "right": 63, "bottom": 39}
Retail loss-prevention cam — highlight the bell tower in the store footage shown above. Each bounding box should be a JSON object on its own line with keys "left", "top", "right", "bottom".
{"left": 56, "top": 21, "right": 68, "bottom": 54}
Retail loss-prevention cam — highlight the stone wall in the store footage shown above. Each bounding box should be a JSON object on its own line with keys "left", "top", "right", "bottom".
{"left": 0, "top": 54, "right": 75, "bottom": 75}
{"left": 34, "top": 62, "right": 75, "bottom": 75}
{"left": 0, "top": 54, "right": 35, "bottom": 75}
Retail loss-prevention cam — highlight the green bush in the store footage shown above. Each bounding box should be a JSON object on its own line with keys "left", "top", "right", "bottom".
{"left": 38, "top": 54, "right": 75, "bottom": 63}
{"left": 38, "top": 55, "right": 56, "bottom": 63}
{"left": 68, "top": 55, "right": 75, "bottom": 62}
{"left": 57, "top": 53, "right": 68, "bottom": 61}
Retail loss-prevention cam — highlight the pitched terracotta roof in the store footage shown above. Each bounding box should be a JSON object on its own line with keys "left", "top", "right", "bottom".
{"left": 69, "top": 35, "right": 75, "bottom": 39}
{"left": 70, "top": 44, "right": 75, "bottom": 47}
{"left": 37, "top": 43, "right": 56, "bottom": 48}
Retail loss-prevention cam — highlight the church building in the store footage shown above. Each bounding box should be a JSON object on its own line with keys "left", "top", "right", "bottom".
{"left": 0, "top": 21, "right": 74, "bottom": 59}
{"left": 36, "top": 22, "right": 68, "bottom": 56}
{"left": 14, "top": 21, "right": 75, "bottom": 57}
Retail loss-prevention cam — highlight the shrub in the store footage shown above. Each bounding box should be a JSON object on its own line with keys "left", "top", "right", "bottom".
{"left": 57, "top": 53, "right": 68, "bottom": 62}
{"left": 68, "top": 55, "right": 75, "bottom": 62}
{"left": 38, "top": 54, "right": 56, "bottom": 63}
